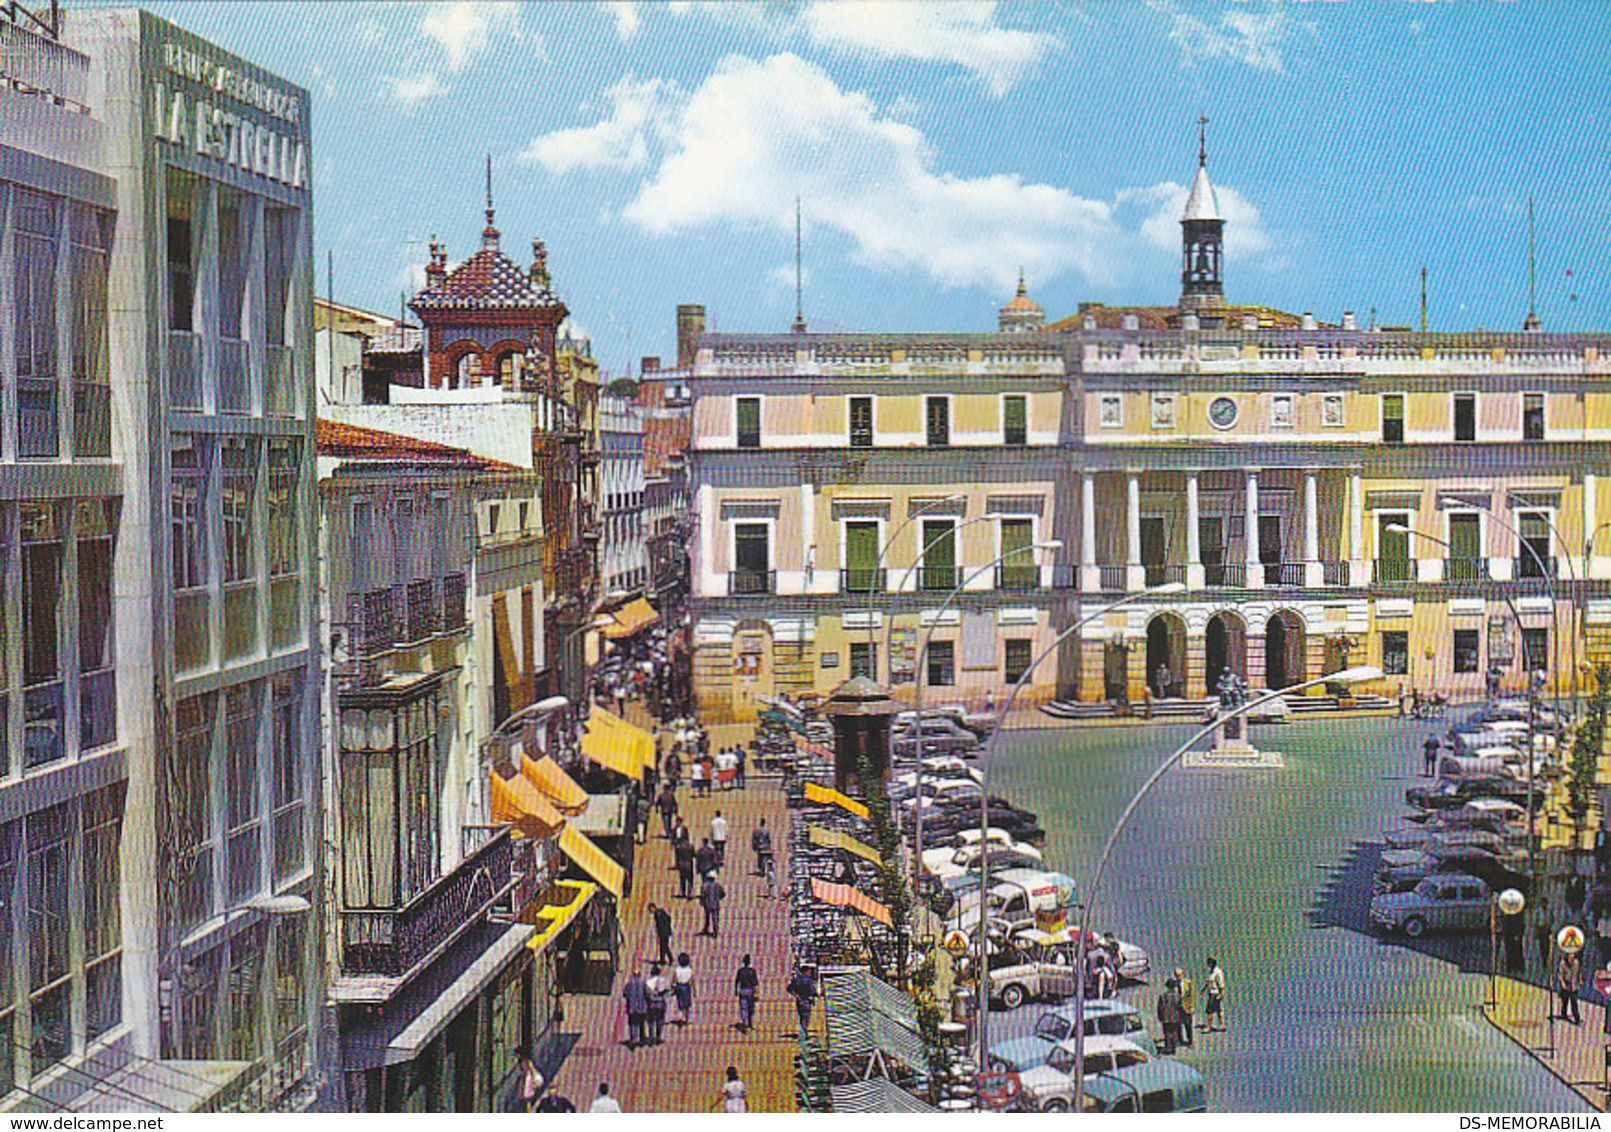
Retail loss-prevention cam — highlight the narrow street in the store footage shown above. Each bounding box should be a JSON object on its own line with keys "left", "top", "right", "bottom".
{"left": 546, "top": 717, "right": 799, "bottom": 1113}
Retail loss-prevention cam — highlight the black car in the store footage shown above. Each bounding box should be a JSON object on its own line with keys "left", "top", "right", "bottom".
{"left": 1405, "top": 776, "right": 1531, "bottom": 811}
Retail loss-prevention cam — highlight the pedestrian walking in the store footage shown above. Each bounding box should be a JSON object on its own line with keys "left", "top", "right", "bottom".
{"left": 1154, "top": 662, "right": 1172, "bottom": 700}
{"left": 720, "top": 1066, "right": 748, "bottom": 1113}
{"left": 1422, "top": 735, "right": 1440, "bottom": 776}
{"left": 650, "top": 902, "right": 674, "bottom": 965}
{"left": 657, "top": 784, "right": 678, "bottom": 840}
{"left": 691, "top": 758, "right": 708, "bottom": 797}
{"left": 665, "top": 751, "right": 682, "bottom": 790}
{"left": 715, "top": 748, "right": 738, "bottom": 790}
{"left": 675, "top": 838, "right": 696, "bottom": 899}
{"left": 710, "top": 812, "right": 729, "bottom": 869}
{"left": 751, "top": 818, "right": 774, "bottom": 877}
{"left": 673, "top": 952, "right": 695, "bottom": 1026}
{"left": 734, "top": 954, "right": 759, "bottom": 1032}
{"left": 673, "top": 815, "right": 690, "bottom": 848}
{"left": 696, "top": 838, "right": 718, "bottom": 881}
{"left": 700, "top": 874, "right": 726, "bottom": 937}
{"left": 699, "top": 754, "right": 715, "bottom": 795}
{"left": 1157, "top": 976, "right": 1184, "bottom": 1054}
{"left": 787, "top": 966, "right": 817, "bottom": 1035}
{"left": 645, "top": 964, "right": 670, "bottom": 1045}
{"left": 590, "top": 1083, "right": 622, "bottom": 1113}
{"left": 735, "top": 746, "right": 747, "bottom": 789}
{"left": 1203, "top": 957, "right": 1227, "bottom": 1032}
{"left": 1175, "top": 967, "right": 1196, "bottom": 1046}
{"left": 622, "top": 968, "right": 649, "bottom": 1049}
{"left": 517, "top": 1047, "right": 545, "bottom": 1112}
{"left": 1558, "top": 948, "right": 1584, "bottom": 1025}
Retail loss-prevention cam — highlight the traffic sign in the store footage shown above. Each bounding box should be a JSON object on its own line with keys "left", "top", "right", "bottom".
{"left": 1558, "top": 925, "right": 1586, "bottom": 954}
{"left": 943, "top": 929, "right": 970, "bottom": 954}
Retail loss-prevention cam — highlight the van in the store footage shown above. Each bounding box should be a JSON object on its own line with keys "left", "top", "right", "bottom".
{"left": 953, "top": 869, "right": 1080, "bottom": 933}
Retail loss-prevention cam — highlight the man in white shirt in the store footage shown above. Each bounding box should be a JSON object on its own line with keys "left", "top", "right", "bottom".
{"left": 710, "top": 811, "right": 729, "bottom": 868}
{"left": 590, "top": 1082, "right": 622, "bottom": 1113}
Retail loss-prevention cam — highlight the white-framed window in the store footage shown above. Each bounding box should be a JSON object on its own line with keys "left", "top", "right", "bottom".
{"left": 1150, "top": 393, "right": 1176, "bottom": 430}
{"left": 1452, "top": 392, "right": 1477, "bottom": 443}
{"left": 1270, "top": 394, "right": 1295, "bottom": 429}
{"left": 735, "top": 396, "right": 761, "bottom": 449}
{"left": 1002, "top": 394, "right": 1028, "bottom": 446}
{"left": 1320, "top": 394, "right": 1345, "bottom": 428}
{"left": 1098, "top": 394, "right": 1123, "bottom": 429}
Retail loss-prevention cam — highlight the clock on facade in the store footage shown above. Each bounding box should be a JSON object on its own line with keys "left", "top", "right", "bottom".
{"left": 1208, "top": 396, "right": 1239, "bottom": 429}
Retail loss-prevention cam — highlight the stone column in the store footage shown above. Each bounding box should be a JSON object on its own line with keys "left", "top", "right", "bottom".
{"left": 1186, "top": 472, "right": 1204, "bottom": 590}
{"left": 1304, "top": 471, "right": 1322, "bottom": 587}
{"left": 1587, "top": 473, "right": 1602, "bottom": 581}
{"left": 1245, "top": 470, "right": 1264, "bottom": 588}
{"left": 1126, "top": 472, "right": 1144, "bottom": 592}
{"left": 1348, "top": 471, "right": 1367, "bottom": 587}
{"left": 1081, "top": 472, "right": 1099, "bottom": 593}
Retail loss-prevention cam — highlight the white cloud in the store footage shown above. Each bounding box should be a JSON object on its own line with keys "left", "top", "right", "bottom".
{"left": 802, "top": 1, "right": 1059, "bottom": 96}
{"left": 620, "top": 54, "right": 1121, "bottom": 293}
{"left": 521, "top": 76, "right": 677, "bottom": 174}
{"left": 1119, "top": 180, "right": 1275, "bottom": 261}
{"left": 1153, "top": 1, "right": 1290, "bottom": 73}
{"left": 608, "top": 1, "right": 641, "bottom": 42}
{"left": 767, "top": 263, "right": 812, "bottom": 293}
{"left": 419, "top": 2, "right": 519, "bottom": 73}
{"left": 383, "top": 72, "right": 447, "bottom": 105}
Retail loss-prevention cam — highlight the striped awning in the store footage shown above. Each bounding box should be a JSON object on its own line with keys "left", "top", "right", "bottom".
{"left": 804, "top": 782, "right": 869, "bottom": 818}
{"left": 522, "top": 754, "right": 589, "bottom": 816}
{"left": 807, "top": 825, "right": 884, "bottom": 866}
{"left": 558, "top": 824, "right": 625, "bottom": 899}
{"left": 580, "top": 708, "right": 656, "bottom": 780}
{"left": 810, "top": 879, "right": 892, "bottom": 927}
{"left": 831, "top": 1079, "right": 939, "bottom": 1114}
{"left": 490, "top": 770, "right": 564, "bottom": 839}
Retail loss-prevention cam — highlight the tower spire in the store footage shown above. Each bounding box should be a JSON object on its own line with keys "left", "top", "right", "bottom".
{"left": 792, "top": 195, "right": 806, "bottom": 334}
{"left": 1524, "top": 197, "right": 1542, "bottom": 331}
{"left": 1420, "top": 265, "right": 1428, "bottom": 334}
{"left": 481, "top": 154, "right": 500, "bottom": 250}
{"left": 1198, "top": 109, "right": 1209, "bottom": 167}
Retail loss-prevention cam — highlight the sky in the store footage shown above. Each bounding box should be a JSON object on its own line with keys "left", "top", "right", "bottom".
{"left": 124, "top": 1, "right": 1611, "bottom": 375}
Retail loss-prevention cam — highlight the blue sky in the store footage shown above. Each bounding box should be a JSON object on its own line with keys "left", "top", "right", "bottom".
{"left": 134, "top": 1, "right": 1611, "bottom": 374}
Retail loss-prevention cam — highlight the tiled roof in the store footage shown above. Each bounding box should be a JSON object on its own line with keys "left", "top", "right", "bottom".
{"left": 317, "top": 418, "right": 493, "bottom": 467}
{"left": 409, "top": 246, "right": 564, "bottom": 313}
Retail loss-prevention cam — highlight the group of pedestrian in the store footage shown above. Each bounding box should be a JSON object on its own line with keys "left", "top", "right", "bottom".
{"left": 1157, "top": 957, "right": 1227, "bottom": 1053}
{"left": 577, "top": 1067, "right": 749, "bottom": 1114}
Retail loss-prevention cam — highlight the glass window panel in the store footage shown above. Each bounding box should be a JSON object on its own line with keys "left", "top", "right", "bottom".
{"left": 83, "top": 784, "right": 124, "bottom": 963}
{"left": 26, "top": 804, "right": 71, "bottom": 991}
{"left": 222, "top": 440, "right": 258, "bottom": 584}
{"left": 1003, "top": 395, "right": 1027, "bottom": 445}
{"left": 267, "top": 441, "right": 300, "bottom": 577}
{"left": 171, "top": 695, "right": 217, "bottom": 934}
{"left": 171, "top": 439, "right": 209, "bottom": 590}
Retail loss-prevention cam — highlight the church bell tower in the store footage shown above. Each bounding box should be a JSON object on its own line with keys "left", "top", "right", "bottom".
{"left": 1180, "top": 112, "right": 1225, "bottom": 310}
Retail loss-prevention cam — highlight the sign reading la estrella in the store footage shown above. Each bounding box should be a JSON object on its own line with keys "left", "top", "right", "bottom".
{"left": 150, "top": 41, "right": 307, "bottom": 191}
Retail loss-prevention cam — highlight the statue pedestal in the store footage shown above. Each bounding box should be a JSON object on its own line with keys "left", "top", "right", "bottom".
{"left": 1184, "top": 713, "right": 1286, "bottom": 768}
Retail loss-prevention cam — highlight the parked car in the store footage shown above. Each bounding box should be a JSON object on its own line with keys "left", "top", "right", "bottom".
{"left": 1375, "top": 843, "right": 1526, "bottom": 896}
{"left": 1011, "top": 926, "right": 1151, "bottom": 983}
{"left": 1406, "top": 775, "right": 1530, "bottom": 811}
{"left": 1083, "top": 1059, "right": 1207, "bottom": 1113}
{"left": 1018, "top": 1036, "right": 1153, "bottom": 1112}
{"left": 988, "top": 999, "right": 1156, "bottom": 1073}
{"left": 891, "top": 717, "right": 981, "bottom": 755}
{"left": 985, "top": 952, "right": 1078, "bottom": 1010}
{"left": 896, "top": 704, "right": 997, "bottom": 737}
{"left": 1383, "top": 825, "right": 1524, "bottom": 853}
{"left": 922, "top": 836, "right": 1043, "bottom": 880}
{"left": 952, "top": 869, "right": 1081, "bottom": 935}
{"left": 1402, "top": 797, "right": 1528, "bottom": 834}
{"left": 1370, "top": 872, "right": 1490, "bottom": 937}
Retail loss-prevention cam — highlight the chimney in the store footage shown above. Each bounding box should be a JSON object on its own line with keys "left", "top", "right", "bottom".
{"left": 676, "top": 304, "right": 706, "bottom": 370}
{"left": 1302, "top": 312, "right": 1316, "bottom": 331}
{"left": 424, "top": 238, "right": 446, "bottom": 287}
{"left": 641, "top": 356, "right": 661, "bottom": 375}
{"left": 1341, "top": 310, "right": 1357, "bottom": 331}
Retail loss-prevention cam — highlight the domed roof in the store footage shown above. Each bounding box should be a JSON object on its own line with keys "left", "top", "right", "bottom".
{"left": 999, "top": 269, "right": 1045, "bottom": 332}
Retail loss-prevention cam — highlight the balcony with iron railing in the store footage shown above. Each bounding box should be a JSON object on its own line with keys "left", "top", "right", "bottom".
{"left": 995, "top": 564, "right": 1041, "bottom": 591}
{"left": 729, "top": 569, "right": 775, "bottom": 596}
{"left": 841, "top": 567, "right": 887, "bottom": 594}
{"left": 1323, "top": 561, "right": 1351, "bottom": 586}
{"left": 350, "top": 588, "right": 396, "bottom": 656}
{"left": 340, "top": 823, "right": 518, "bottom": 980}
{"left": 1374, "top": 558, "right": 1414, "bottom": 584}
{"left": 441, "top": 571, "right": 468, "bottom": 631}
{"left": 402, "top": 578, "right": 440, "bottom": 644}
{"left": 919, "top": 565, "right": 959, "bottom": 592}
{"left": 1446, "top": 557, "right": 1489, "bottom": 583}
{"left": 1267, "top": 562, "right": 1305, "bottom": 587}
{"left": 1514, "top": 554, "right": 1557, "bottom": 581}
{"left": 1098, "top": 565, "right": 1128, "bottom": 592}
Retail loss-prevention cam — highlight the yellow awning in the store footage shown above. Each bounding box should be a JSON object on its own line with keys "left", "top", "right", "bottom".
{"left": 526, "top": 880, "right": 598, "bottom": 953}
{"left": 804, "top": 781, "right": 869, "bottom": 818}
{"left": 490, "top": 770, "right": 564, "bottom": 839}
{"left": 559, "top": 825, "right": 625, "bottom": 899}
{"left": 601, "top": 597, "right": 659, "bottom": 639}
{"left": 523, "top": 754, "right": 589, "bottom": 816}
{"left": 807, "top": 824, "right": 884, "bottom": 866}
{"left": 580, "top": 708, "right": 655, "bottom": 780}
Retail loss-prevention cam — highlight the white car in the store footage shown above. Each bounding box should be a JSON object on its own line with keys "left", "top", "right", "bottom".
{"left": 1013, "top": 927, "right": 1152, "bottom": 983}
{"left": 1018, "top": 1036, "right": 1154, "bottom": 1112}
{"left": 921, "top": 835, "right": 1042, "bottom": 877}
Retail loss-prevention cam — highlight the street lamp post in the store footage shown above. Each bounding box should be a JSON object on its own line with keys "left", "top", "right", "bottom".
{"left": 906, "top": 540, "right": 1061, "bottom": 884}
{"left": 1489, "top": 887, "right": 1526, "bottom": 1009}
{"left": 1450, "top": 502, "right": 1563, "bottom": 710}
{"left": 1066, "top": 665, "right": 1383, "bottom": 1114}
{"left": 1390, "top": 523, "right": 1541, "bottom": 883}
{"left": 967, "top": 581, "right": 1187, "bottom": 1077}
